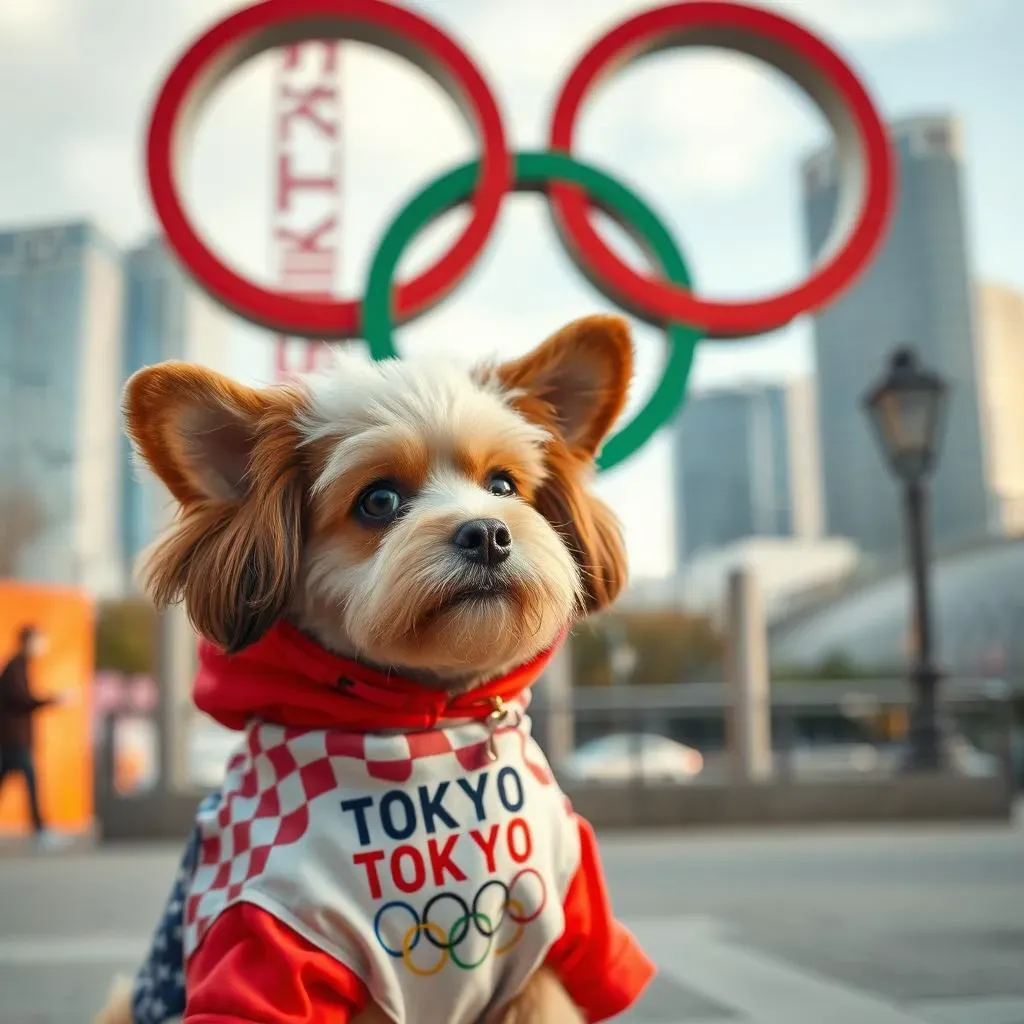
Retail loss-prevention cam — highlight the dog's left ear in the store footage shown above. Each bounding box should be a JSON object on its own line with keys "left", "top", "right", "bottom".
{"left": 124, "top": 362, "right": 307, "bottom": 653}
{"left": 494, "top": 314, "right": 633, "bottom": 458}
{"left": 492, "top": 315, "right": 632, "bottom": 612}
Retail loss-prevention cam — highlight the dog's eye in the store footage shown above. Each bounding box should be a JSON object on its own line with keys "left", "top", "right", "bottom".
{"left": 487, "top": 473, "right": 516, "bottom": 497}
{"left": 358, "top": 485, "right": 402, "bottom": 522}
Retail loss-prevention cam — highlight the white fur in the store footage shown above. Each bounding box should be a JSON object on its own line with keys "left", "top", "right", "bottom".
{"left": 295, "top": 351, "right": 550, "bottom": 493}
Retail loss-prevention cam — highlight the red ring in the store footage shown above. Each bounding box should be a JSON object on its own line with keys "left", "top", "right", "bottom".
{"left": 506, "top": 868, "right": 547, "bottom": 924}
{"left": 146, "top": 0, "right": 510, "bottom": 338}
{"left": 548, "top": 1, "right": 895, "bottom": 338}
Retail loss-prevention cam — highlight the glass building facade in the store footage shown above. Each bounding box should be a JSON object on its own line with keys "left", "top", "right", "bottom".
{"left": 0, "top": 222, "right": 124, "bottom": 595}
{"left": 672, "top": 382, "right": 818, "bottom": 561}
{"left": 803, "top": 115, "right": 992, "bottom": 563}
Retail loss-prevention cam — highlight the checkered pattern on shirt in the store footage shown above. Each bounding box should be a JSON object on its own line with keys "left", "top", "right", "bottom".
{"left": 183, "top": 713, "right": 547, "bottom": 954}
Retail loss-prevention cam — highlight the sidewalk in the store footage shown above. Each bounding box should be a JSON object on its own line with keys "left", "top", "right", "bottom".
{"left": 1, "top": 813, "right": 1022, "bottom": 1023}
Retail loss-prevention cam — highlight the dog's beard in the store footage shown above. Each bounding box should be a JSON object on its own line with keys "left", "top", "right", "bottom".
{"left": 302, "top": 505, "right": 581, "bottom": 683}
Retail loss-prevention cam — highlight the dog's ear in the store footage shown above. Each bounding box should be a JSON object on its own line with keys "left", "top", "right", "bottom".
{"left": 124, "top": 362, "right": 306, "bottom": 653}
{"left": 494, "top": 314, "right": 633, "bottom": 458}
{"left": 492, "top": 315, "right": 632, "bottom": 612}
{"left": 530, "top": 445, "right": 628, "bottom": 613}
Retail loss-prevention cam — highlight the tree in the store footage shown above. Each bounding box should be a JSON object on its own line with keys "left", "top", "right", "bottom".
{"left": 771, "top": 650, "right": 903, "bottom": 682}
{"left": 571, "top": 609, "right": 724, "bottom": 686}
{"left": 95, "top": 598, "right": 158, "bottom": 674}
{"left": 0, "top": 488, "right": 46, "bottom": 576}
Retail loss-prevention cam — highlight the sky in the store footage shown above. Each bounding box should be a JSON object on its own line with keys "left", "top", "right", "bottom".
{"left": 1, "top": 0, "right": 1021, "bottom": 581}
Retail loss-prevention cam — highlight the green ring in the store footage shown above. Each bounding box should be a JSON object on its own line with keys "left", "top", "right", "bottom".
{"left": 362, "top": 151, "right": 701, "bottom": 472}
{"left": 447, "top": 911, "right": 493, "bottom": 970}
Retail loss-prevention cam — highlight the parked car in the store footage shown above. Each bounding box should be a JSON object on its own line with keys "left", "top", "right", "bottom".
{"left": 560, "top": 733, "right": 704, "bottom": 783}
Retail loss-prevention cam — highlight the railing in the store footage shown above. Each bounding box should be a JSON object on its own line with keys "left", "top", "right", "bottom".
{"left": 534, "top": 677, "right": 1021, "bottom": 790}
{"left": 92, "top": 673, "right": 1022, "bottom": 840}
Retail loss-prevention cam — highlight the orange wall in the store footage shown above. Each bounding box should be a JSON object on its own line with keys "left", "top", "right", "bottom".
{"left": 0, "top": 581, "right": 94, "bottom": 835}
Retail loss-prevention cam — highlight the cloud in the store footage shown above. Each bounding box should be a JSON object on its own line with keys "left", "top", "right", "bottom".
{"left": 573, "top": 52, "right": 820, "bottom": 199}
{"left": 0, "top": 0, "right": 62, "bottom": 43}
{"left": 60, "top": 135, "right": 142, "bottom": 233}
{"left": 773, "top": 0, "right": 960, "bottom": 42}
{"left": 439, "top": 0, "right": 972, "bottom": 199}
{"left": 0, "top": 0, "right": 972, "bottom": 257}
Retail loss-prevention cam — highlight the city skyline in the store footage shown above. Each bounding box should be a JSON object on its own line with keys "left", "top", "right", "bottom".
{"left": 3, "top": 199, "right": 1023, "bottom": 596}
{"left": 3, "top": 146, "right": 1023, "bottom": 597}
{"left": 2, "top": 0, "right": 1023, "bottom": 580}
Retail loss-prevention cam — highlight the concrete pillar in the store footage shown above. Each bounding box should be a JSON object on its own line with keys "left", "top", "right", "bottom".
{"left": 156, "top": 602, "right": 198, "bottom": 793}
{"left": 724, "top": 567, "right": 773, "bottom": 782}
{"left": 534, "top": 638, "right": 575, "bottom": 766}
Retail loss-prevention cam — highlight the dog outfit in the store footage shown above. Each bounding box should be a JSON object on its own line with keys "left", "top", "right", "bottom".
{"left": 132, "top": 622, "right": 654, "bottom": 1024}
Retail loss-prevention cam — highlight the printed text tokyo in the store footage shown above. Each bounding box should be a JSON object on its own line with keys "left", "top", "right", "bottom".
{"left": 340, "top": 767, "right": 532, "bottom": 899}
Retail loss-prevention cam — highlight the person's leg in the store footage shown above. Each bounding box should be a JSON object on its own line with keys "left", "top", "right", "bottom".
{"left": 0, "top": 747, "right": 41, "bottom": 831}
{"left": 16, "top": 748, "right": 45, "bottom": 834}
{"left": 0, "top": 747, "right": 46, "bottom": 836}
{"left": 9, "top": 749, "right": 45, "bottom": 835}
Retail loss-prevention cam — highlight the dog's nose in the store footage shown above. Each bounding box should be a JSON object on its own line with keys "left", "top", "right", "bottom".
{"left": 452, "top": 518, "right": 512, "bottom": 566}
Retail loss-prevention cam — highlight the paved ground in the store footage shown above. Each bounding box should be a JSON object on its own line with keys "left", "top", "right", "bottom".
{"left": 1, "top": 812, "right": 1022, "bottom": 1024}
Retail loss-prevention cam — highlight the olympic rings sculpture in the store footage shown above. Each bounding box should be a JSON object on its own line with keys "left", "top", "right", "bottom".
{"left": 146, "top": 0, "right": 895, "bottom": 468}
{"left": 373, "top": 869, "right": 547, "bottom": 975}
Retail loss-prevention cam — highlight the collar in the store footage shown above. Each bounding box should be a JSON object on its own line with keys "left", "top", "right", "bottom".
{"left": 193, "top": 620, "right": 567, "bottom": 734}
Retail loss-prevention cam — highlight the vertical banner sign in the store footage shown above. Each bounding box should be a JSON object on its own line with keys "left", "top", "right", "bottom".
{"left": 272, "top": 42, "right": 342, "bottom": 382}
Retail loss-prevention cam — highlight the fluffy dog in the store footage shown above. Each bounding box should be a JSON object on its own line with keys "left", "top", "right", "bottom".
{"left": 95, "top": 315, "right": 654, "bottom": 1024}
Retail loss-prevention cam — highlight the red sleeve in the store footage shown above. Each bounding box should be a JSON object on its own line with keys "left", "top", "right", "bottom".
{"left": 544, "top": 817, "right": 656, "bottom": 1022}
{"left": 185, "top": 902, "right": 370, "bottom": 1023}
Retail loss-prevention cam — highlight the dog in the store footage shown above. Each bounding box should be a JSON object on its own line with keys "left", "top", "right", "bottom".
{"left": 95, "top": 314, "right": 654, "bottom": 1024}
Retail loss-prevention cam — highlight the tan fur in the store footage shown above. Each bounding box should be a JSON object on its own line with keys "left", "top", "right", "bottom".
{"left": 108, "top": 315, "right": 633, "bottom": 1023}
{"left": 93, "top": 977, "right": 145, "bottom": 1024}
{"left": 494, "top": 967, "right": 587, "bottom": 1023}
{"left": 125, "top": 364, "right": 311, "bottom": 654}
{"left": 490, "top": 314, "right": 632, "bottom": 612}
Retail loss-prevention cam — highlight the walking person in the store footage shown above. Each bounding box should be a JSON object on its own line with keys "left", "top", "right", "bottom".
{"left": 0, "top": 624, "right": 68, "bottom": 849}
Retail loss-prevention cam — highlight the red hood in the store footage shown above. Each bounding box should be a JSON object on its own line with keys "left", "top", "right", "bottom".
{"left": 193, "top": 620, "right": 566, "bottom": 733}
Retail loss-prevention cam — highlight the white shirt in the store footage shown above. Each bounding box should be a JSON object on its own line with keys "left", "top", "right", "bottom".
{"left": 183, "top": 709, "right": 582, "bottom": 1024}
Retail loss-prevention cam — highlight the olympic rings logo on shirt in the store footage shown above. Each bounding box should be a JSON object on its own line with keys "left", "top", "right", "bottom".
{"left": 373, "top": 869, "right": 548, "bottom": 975}
{"left": 146, "top": 0, "right": 895, "bottom": 469}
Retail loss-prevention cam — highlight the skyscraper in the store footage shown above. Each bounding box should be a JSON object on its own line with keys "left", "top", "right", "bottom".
{"left": 672, "top": 378, "right": 822, "bottom": 563}
{"left": 0, "top": 221, "right": 125, "bottom": 595}
{"left": 975, "top": 282, "right": 1024, "bottom": 535}
{"left": 803, "top": 115, "right": 992, "bottom": 562}
{"left": 121, "top": 237, "right": 226, "bottom": 577}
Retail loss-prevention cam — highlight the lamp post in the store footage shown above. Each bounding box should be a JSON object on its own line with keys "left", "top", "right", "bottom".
{"left": 862, "top": 347, "right": 950, "bottom": 771}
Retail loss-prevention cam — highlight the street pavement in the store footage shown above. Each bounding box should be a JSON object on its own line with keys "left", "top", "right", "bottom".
{"left": 1, "top": 810, "right": 1022, "bottom": 1024}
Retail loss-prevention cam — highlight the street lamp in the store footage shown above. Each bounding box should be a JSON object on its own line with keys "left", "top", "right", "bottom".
{"left": 863, "top": 347, "right": 949, "bottom": 771}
